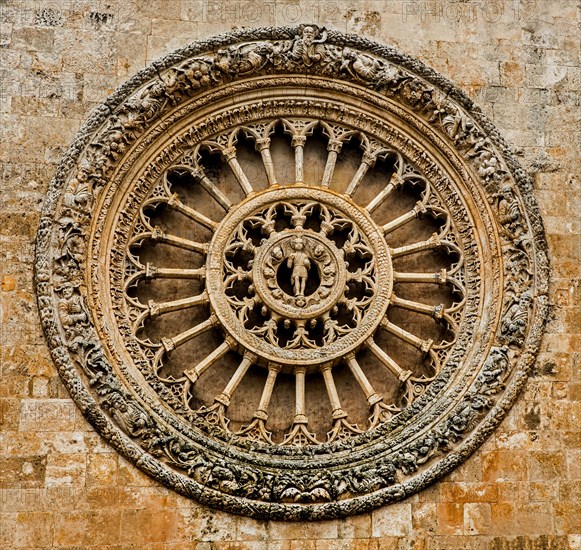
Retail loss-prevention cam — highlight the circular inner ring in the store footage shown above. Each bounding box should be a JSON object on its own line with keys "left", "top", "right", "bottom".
{"left": 252, "top": 229, "right": 346, "bottom": 319}
{"left": 206, "top": 185, "right": 394, "bottom": 370}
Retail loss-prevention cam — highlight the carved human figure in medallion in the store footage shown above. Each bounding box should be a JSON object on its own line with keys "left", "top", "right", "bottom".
{"left": 287, "top": 236, "right": 311, "bottom": 297}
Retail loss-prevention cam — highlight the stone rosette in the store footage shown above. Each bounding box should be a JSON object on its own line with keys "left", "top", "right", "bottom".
{"left": 206, "top": 186, "right": 393, "bottom": 369}
{"left": 35, "top": 25, "right": 549, "bottom": 520}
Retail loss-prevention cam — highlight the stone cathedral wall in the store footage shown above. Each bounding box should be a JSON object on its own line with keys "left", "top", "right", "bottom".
{"left": 0, "top": 0, "right": 579, "bottom": 548}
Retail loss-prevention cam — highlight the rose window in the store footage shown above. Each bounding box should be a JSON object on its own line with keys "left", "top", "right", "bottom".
{"left": 37, "top": 26, "right": 548, "bottom": 519}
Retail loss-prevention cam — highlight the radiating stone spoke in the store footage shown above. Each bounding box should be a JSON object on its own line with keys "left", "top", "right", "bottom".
{"left": 320, "top": 363, "right": 347, "bottom": 420}
{"left": 236, "top": 362, "right": 280, "bottom": 444}
{"left": 214, "top": 352, "right": 256, "bottom": 407}
{"left": 163, "top": 316, "right": 217, "bottom": 352}
{"left": 346, "top": 354, "right": 384, "bottom": 407}
{"left": 344, "top": 152, "right": 375, "bottom": 197}
{"left": 184, "top": 338, "right": 233, "bottom": 384}
{"left": 145, "top": 263, "right": 205, "bottom": 280}
{"left": 391, "top": 294, "right": 459, "bottom": 335}
{"left": 393, "top": 269, "right": 448, "bottom": 284}
{"left": 381, "top": 318, "right": 441, "bottom": 378}
{"left": 152, "top": 316, "right": 217, "bottom": 377}
{"left": 391, "top": 294, "right": 443, "bottom": 318}
{"left": 345, "top": 136, "right": 389, "bottom": 196}
{"left": 255, "top": 138, "right": 277, "bottom": 185}
{"left": 321, "top": 139, "right": 342, "bottom": 187}
{"left": 345, "top": 354, "right": 398, "bottom": 429}
{"left": 382, "top": 200, "right": 428, "bottom": 234}
{"left": 380, "top": 318, "right": 433, "bottom": 354}
{"left": 176, "top": 164, "right": 232, "bottom": 211}
{"left": 241, "top": 122, "right": 278, "bottom": 186}
{"left": 133, "top": 292, "right": 210, "bottom": 335}
{"left": 365, "top": 151, "right": 406, "bottom": 213}
{"left": 282, "top": 119, "right": 318, "bottom": 184}
{"left": 149, "top": 226, "right": 210, "bottom": 254}
{"left": 124, "top": 262, "right": 205, "bottom": 291}
{"left": 149, "top": 292, "right": 209, "bottom": 318}
{"left": 365, "top": 172, "right": 404, "bottom": 213}
{"left": 142, "top": 176, "right": 220, "bottom": 233}
{"left": 166, "top": 192, "right": 219, "bottom": 230}
{"left": 365, "top": 337, "right": 412, "bottom": 381}
{"left": 293, "top": 366, "right": 308, "bottom": 424}
{"left": 293, "top": 135, "right": 306, "bottom": 184}
{"left": 221, "top": 146, "right": 254, "bottom": 195}
{"left": 282, "top": 366, "right": 320, "bottom": 445}
{"left": 393, "top": 270, "right": 465, "bottom": 303}
{"left": 320, "top": 122, "right": 357, "bottom": 188}
{"left": 194, "top": 169, "right": 233, "bottom": 210}
{"left": 390, "top": 232, "right": 442, "bottom": 258}
{"left": 254, "top": 363, "right": 280, "bottom": 421}
{"left": 200, "top": 132, "right": 254, "bottom": 195}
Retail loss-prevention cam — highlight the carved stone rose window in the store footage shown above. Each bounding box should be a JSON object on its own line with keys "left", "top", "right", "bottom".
{"left": 36, "top": 26, "right": 549, "bottom": 519}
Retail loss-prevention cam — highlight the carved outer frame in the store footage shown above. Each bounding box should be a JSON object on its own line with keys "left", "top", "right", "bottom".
{"left": 35, "top": 26, "right": 550, "bottom": 520}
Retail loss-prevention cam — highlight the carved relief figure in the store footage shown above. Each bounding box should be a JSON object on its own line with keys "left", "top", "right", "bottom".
{"left": 58, "top": 283, "right": 88, "bottom": 328}
{"left": 501, "top": 291, "right": 532, "bottom": 346}
{"left": 493, "top": 184, "right": 527, "bottom": 246}
{"left": 287, "top": 236, "right": 311, "bottom": 297}
{"left": 342, "top": 48, "right": 381, "bottom": 81}
{"left": 496, "top": 185, "right": 520, "bottom": 226}
{"left": 341, "top": 48, "right": 402, "bottom": 90}
{"left": 288, "top": 26, "right": 327, "bottom": 67}
{"left": 57, "top": 282, "right": 89, "bottom": 349}
{"left": 103, "top": 392, "right": 148, "bottom": 437}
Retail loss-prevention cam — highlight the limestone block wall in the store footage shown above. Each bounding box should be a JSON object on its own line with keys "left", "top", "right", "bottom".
{"left": 0, "top": 0, "right": 579, "bottom": 547}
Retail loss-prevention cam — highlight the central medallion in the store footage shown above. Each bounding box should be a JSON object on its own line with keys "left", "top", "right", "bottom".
{"left": 206, "top": 186, "right": 393, "bottom": 371}
{"left": 254, "top": 229, "right": 344, "bottom": 314}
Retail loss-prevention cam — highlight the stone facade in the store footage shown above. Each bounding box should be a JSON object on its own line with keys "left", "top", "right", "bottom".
{"left": 0, "top": 0, "right": 579, "bottom": 548}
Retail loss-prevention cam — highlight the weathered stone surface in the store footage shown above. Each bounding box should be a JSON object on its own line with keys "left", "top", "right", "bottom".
{"left": 0, "top": 0, "right": 578, "bottom": 545}
{"left": 32, "top": 21, "right": 550, "bottom": 521}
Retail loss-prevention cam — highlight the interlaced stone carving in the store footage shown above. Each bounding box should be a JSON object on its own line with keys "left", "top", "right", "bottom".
{"left": 210, "top": 188, "right": 391, "bottom": 361}
{"left": 36, "top": 25, "right": 549, "bottom": 520}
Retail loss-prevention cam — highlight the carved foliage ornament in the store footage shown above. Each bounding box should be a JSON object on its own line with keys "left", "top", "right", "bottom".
{"left": 36, "top": 26, "right": 549, "bottom": 519}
